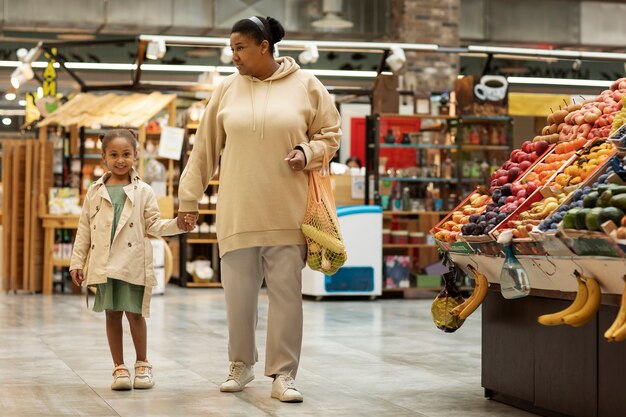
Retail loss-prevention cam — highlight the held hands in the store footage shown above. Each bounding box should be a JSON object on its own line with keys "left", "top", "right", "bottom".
{"left": 70, "top": 269, "right": 84, "bottom": 287}
{"left": 284, "top": 149, "right": 306, "bottom": 172}
{"left": 177, "top": 212, "right": 199, "bottom": 232}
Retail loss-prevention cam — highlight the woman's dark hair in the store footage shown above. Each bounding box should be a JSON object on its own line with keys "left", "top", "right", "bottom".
{"left": 231, "top": 16, "right": 285, "bottom": 53}
{"left": 100, "top": 129, "right": 139, "bottom": 153}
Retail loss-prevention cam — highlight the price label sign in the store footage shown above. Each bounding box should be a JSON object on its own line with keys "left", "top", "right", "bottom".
{"left": 158, "top": 126, "right": 185, "bottom": 160}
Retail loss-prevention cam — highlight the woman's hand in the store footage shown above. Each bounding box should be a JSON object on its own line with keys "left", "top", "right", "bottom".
{"left": 70, "top": 269, "right": 84, "bottom": 287}
{"left": 284, "top": 149, "right": 306, "bottom": 171}
{"left": 177, "top": 212, "right": 199, "bottom": 232}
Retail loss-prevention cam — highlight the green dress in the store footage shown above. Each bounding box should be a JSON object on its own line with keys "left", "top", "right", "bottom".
{"left": 93, "top": 184, "right": 145, "bottom": 315}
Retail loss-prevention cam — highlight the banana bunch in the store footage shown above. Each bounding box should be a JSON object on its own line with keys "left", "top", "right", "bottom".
{"left": 604, "top": 276, "right": 626, "bottom": 342}
{"left": 518, "top": 196, "right": 563, "bottom": 221}
{"left": 451, "top": 264, "right": 489, "bottom": 320}
{"left": 537, "top": 270, "right": 601, "bottom": 327}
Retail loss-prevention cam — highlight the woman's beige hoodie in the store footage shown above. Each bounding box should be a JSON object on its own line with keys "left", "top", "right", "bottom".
{"left": 178, "top": 56, "right": 341, "bottom": 256}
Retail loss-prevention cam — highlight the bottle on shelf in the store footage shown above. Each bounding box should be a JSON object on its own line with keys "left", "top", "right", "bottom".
{"left": 402, "top": 187, "right": 411, "bottom": 211}
{"left": 384, "top": 129, "right": 396, "bottom": 144}
{"left": 442, "top": 157, "right": 453, "bottom": 179}
{"left": 498, "top": 230, "right": 531, "bottom": 299}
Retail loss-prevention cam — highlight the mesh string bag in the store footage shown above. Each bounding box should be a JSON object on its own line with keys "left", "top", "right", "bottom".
{"left": 301, "top": 143, "right": 347, "bottom": 275}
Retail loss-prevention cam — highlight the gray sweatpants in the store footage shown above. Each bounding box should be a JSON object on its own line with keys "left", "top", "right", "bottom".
{"left": 220, "top": 245, "right": 306, "bottom": 378}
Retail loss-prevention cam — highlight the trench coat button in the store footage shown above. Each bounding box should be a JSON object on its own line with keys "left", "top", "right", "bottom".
{"left": 128, "top": 242, "right": 132, "bottom": 247}
{"left": 91, "top": 244, "right": 95, "bottom": 249}
{"left": 134, "top": 186, "right": 137, "bottom": 189}
{"left": 129, "top": 222, "right": 134, "bottom": 228}
{"left": 93, "top": 225, "right": 96, "bottom": 230}
{"left": 95, "top": 206, "right": 99, "bottom": 211}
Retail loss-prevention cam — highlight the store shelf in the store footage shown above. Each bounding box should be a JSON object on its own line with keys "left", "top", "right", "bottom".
{"left": 383, "top": 244, "right": 437, "bottom": 249}
{"left": 72, "top": 154, "right": 102, "bottom": 159}
{"left": 187, "top": 238, "right": 218, "bottom": 244}
{"left": 379, "top": 143, "right": 457, "bottom": 149}
{"left": 381, "top": 177, "right": 458, "bottom": 183}
{"left": 185, "top": 281, "right": 222, "bottom": 288}
{"left": 52, "top": 258, "right": 71, "bottom": 267}
{"left": 459, "top": 115, "right": 512, "bottom": 122}
{"left": 460, "top": 145, "right": 509, "bottom": 151}
{"left": 382, "top": 211, "right": 447, "bottom": 216}
{"left": 379, "top": 113, "right": 458, "bottom": 120}
{"left": 198, "top": 209, "right": 217, "bottom": 214}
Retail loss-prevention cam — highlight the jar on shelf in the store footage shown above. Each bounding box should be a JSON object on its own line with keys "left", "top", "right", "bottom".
{"left": 383, "top": 129, "right": 396, "bottom": 144}
{"left": 382, "top": 229, "right": 392, "bottom": 244}
{"left": 391, "top": 230, "right": 409, "bottom": 244}
{"left": 410, "top": 232, "right": 426, "bottom": 244}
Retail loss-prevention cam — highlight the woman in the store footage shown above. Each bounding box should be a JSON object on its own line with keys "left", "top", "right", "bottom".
{"left": 177, "top": 16, "right": 341, "bottom": 402}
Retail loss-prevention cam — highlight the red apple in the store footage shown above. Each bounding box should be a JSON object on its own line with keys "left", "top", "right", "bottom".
{"left": 529, "top": 151, "right": 539, "bottom": 162}
{"left": 534, "top": 141, "right": 550, "bottom": 155}
{"left": 505, "top": 195, "right": 516, "bottom": 204}
{"left": 521, "top": 141, "right": 533, "bottom": 153}
{"left": 516, "top": 189, "right": 527, "bottom": 199}
{"left": 507, "top": 167, "right": 521, "bottom": 182}
{"left": 526, "top": 182, "right": 538, "bottom": 194}
{"left": 497, "top": 176, "right": 508, "bottom": 186}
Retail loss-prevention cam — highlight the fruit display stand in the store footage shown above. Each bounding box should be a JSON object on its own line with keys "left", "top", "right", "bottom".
{"left": 432, "top": 79, "right": 626, "bottom": 417}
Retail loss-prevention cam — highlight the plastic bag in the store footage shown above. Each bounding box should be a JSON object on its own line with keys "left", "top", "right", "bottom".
{"left": 301, "top": 143, "right": 347, "bottom": 275}
{"left": 431, "top": 266, "right": 466, "bottom": 333}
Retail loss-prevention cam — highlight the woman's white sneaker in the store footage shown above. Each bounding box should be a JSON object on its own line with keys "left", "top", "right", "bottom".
{"left": 271, "top": 375, "right": 303, "bottom": 402}
{"left": 111, "top": 364, "right": 132, "bottom": 390}
{"left": 220, "top": 361, "right": 254, "bottom": 392}
{"left": 133, "top": 361, "right": 155, "bottom": 389}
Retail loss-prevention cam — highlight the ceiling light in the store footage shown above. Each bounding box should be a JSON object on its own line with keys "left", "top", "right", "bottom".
{"left": 385, "top": 46, "right": 406, "bottom": 73}
{"left": 146, "top": 39, "right": 167, "bottom": 60}
{"left": 312, "top": 0, "right": 353, "bottom": 30}
{"left": 507, "top": 76, "right": 611, "bottom": 88}
{"left": 2, "top": 117, "right": 11, "bottom": 126}
{"left": 4, "top": 92, "right": 16, "bottom": 101}
{"left": 10, "top": 63, "right": 34, "bottom": 89}
{"left": 18, "top": 99, "right": 27, "bottom": 106}
{"left": 220, "top": 46, "right": 233, "bottom": 64}
{"left": 298, "top": 44, "right": 319, "bottom": 65}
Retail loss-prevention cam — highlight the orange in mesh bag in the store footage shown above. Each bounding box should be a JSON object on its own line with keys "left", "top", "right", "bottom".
{"left": 301, "top": 144, "right": 347, "bottom": 275}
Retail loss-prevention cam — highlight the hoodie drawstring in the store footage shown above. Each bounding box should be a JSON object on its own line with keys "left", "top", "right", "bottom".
{"left": 260, "top": 80, "right": 272, "bottom": 140}
{"left": 250, "top": 78, "right": 256, "bottom": 132}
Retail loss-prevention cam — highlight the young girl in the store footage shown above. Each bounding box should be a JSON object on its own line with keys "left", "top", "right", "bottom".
{"left": 70, "top": 129, "right": 186, "bottom": 391}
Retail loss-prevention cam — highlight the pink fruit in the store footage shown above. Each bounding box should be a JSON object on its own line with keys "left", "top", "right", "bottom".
{"left": 516, "top": 189, "right": 527, "bottom": 199}
{"left": 519, "top": 160, "right": 532, "bottom": 171}
{"left": 497, "top": 176, "right": 508, "bottom": 186}
{"left": 521, "top": 141, "right": 533, "bottom": 153}
{"left": 518, "top": 197, "right": 526, "bottom": 205}
{"left": 495, "top": 169, "right": 507, "bottom": 178}
{"left": 526, "top": 182, "right": 538, "bottom": 194}
{"left": 529, "top": 151, "right": 539, "bottom": 162}
{"left": 505, "top": 195, "right": 516, "bottom": 204}
{"left": 507, "top": 167, "right": 521, "bottom": 182}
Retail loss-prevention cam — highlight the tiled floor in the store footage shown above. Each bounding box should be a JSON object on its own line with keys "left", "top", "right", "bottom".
{"left": 0, "top": 286, "right": 535, "bottom": 417}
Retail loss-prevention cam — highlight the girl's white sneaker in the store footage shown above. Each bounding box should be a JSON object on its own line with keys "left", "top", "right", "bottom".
{"left": 111, "top": 364, "right": 132, "bottom": 390}
{"left": 133, "top": 361, "right": 155, "bottom": 389}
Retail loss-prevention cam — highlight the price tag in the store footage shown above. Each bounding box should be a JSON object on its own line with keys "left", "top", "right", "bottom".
{"left": 158, "top": 126, "right": 185, "bottom": 160}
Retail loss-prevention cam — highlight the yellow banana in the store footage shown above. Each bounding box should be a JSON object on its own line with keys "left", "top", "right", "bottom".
{"left": 451, "top": 264, "right": 489, "bottom": 320}
{"left": 563, "top": 271, "right": 601, "bottom": 327}
{"left": 605, "top": 276, "right": 626, "bottom": 341}
{"left": 537, "top": 274, "right": 588, "bottom": 326}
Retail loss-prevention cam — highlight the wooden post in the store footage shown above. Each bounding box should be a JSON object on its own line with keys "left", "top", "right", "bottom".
{"left": 38, "top": 126, "right": 47, "bottom": 217}
{"left": 167, "top": 98, "right": 177, "bottom": 197}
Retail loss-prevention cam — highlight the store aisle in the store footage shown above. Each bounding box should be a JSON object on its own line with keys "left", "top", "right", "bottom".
{"left": 0, "top": 287, "right": 533, "bottom": 417}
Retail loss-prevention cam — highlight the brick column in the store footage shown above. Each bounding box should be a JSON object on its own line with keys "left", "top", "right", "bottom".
{"left": 390, "top": 0, "right": 460, "bottom": 93}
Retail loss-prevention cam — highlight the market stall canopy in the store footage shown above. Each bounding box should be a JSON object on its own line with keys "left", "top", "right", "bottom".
{"left": 38, "top": 92, "right": 176, "bottom": 128}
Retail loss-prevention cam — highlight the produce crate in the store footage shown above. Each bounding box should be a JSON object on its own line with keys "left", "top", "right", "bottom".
{"left": 488, "top": 187, "right": 545, "bottom": 240}
{"left": 512, "top": 238, "right": 548, "bottom": 256}
{"left": 462, "top": 234, "right": 502, "bottom": 256}
{"left": 528, "top": 231, "right": 574, "bottom": 256}
{"left": 434, "top": 234, "right": 474, "bottom": 254}
{"left": 559, "top": 228, "right": 625, "bottom": 258}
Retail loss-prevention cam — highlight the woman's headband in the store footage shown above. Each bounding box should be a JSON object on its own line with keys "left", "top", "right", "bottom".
{"left": 248, "top": 16, "right": 270, "bottom": 41}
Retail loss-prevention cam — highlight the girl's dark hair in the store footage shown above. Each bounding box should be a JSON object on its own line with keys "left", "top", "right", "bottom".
{"left": 231, "top": 16, "right": 285, "bottom": 53}
{"left": 100, "top": 129, "right": 139, "bottom": 153}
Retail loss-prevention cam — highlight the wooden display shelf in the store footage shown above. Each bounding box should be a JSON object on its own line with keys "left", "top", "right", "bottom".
{"left": 198, "top": 209, "right": 217, "bottom": 214}
{"left": 379, "top": 113, "right": 458, "bottom": 120}
{"left": 460, "top": 145, "right": 510, "bottom": 151}
{"left": 383, "top": 210, "right": 447, "bottom": 216}
{"left": 185, "top": 281, "right": 222, "bottom": 288}
{"left": 187, "top": 238, "right": 218, "bottom": 244}
{"left": 383, "top": 244, "right": 437, "bottom": 249}
{"left": 51, "top": 258, "right": 71, "bottom": 267}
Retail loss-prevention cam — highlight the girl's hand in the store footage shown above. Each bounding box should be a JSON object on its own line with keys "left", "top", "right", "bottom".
{"left": 177, "top": 212, "right": 198, "bottom": 232}
{"left": 70, "top": 269, "right": 84, "bottom": 287}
